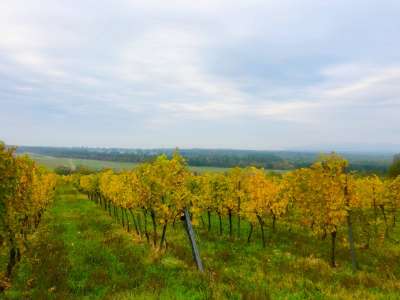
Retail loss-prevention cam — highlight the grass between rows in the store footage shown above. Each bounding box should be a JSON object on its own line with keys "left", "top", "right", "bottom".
{"left": 3, "top": 184, "right": 400, "bottom": 299}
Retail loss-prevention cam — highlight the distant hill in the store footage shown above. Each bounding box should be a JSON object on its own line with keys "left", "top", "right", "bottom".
{"left": 14, "top": 146, "right": 394, "bottom": 174}
{"left": 288, "top": 142, "right": 400, "bottom": 154}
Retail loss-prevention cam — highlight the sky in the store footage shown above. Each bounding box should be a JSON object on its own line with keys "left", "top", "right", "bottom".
{"left": 1, "top": 0, "right": 400, "bottom": 151}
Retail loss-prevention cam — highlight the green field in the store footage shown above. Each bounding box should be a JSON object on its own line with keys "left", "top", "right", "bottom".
{"left": 4, "top": 184, "right": 400, "bottom": 299}
{"left": 24, "top": 153, "right": 285, "bottom": 173}
{"left": 25, "top": 153, "right": 141, "bottom": 171}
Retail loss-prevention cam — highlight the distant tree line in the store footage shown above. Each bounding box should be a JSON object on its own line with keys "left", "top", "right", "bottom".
{"left": 16, "top": 146, "right": 393, "bottom": 174}
{"left": 389, "top": 154, "right": 400, "bottom": 178}
{"left": 54, "top": 165, "right": 93, "bottom": 175}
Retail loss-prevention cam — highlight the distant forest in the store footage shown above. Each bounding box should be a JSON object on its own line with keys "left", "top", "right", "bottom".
{"left": 16, "top": 146, "right": 395, "bottom": 174}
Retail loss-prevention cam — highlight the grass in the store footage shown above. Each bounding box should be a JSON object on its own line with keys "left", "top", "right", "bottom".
{"left": 24, "top": 153, "right": 141, "bottom": 171}
{"left": 23, "top": 153, "right": 287, "bottom": 173}
{"left": 3, "top": 185, "right": 211, "bottom": 299}
{"left": 4, "top": 184, "right": 400, "bottom": 299}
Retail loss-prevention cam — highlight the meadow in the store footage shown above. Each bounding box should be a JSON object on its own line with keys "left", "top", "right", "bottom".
{"left": 24, "top": 153, "right": 233, "bottom": 173}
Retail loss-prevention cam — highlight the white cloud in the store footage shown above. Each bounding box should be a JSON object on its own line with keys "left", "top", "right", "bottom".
{"left": 0, "top": 0, "right": 399, "bottom": 149}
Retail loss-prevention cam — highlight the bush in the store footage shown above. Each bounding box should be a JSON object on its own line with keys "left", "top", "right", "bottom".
{"left": 388, "top": 155, "right": 400, "bottom": 178}
{"left": 54, "top": 165, "right": 73, "bottom": 175}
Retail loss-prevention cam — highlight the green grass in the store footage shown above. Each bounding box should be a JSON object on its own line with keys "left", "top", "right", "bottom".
{"left": 4, "top": 185, "right": 212, "bottom": 299}
{"left": 24, "top": 153, "right": 230, "bottom": 173}
{"left": 24, "top": 153, "right": 141, "bottom": 171}
{"left": 25, "top": 153, "right": 287, "bottom": 173}
{"left": 4, "top": 185, "right": 400, "bottom": 299}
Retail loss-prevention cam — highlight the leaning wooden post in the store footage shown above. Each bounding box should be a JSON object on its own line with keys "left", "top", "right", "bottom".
{"left": 183, "top": 207, "right": 204, "bottom": 272}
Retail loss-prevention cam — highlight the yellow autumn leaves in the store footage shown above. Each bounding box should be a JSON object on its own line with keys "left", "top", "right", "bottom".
{"left": 0, "top": 143, "right": 57, "bottom": 277}
{"left": 77, "top": 152, "right": 400, "bottom": 238}
{"left": 76, "top": 151, "right": 400, "bottom": 266}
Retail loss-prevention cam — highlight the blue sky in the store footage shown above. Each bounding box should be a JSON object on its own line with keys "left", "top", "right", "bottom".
{"left": 1, "top": 0, "right": 399, "bottom": 151}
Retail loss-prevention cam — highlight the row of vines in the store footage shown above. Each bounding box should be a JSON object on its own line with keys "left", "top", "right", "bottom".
{"left": 72, "top": 152, "right": 400, "bottom": 271}
{"left": 0, "top": 143, "right": 57, "bottom": 287}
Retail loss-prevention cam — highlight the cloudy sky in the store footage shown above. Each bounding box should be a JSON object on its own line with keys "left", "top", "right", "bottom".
{"left": 1, "top": 0, "right": 399, "bottom": 151}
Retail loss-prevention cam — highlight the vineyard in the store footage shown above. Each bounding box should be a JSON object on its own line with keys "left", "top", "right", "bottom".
{"left": 1, "top": 143, "right": 400, "bottom": 299}
{"left": 74, "top": 152, "right": 400, "bottom": 269}
{"left": 0, "top": 143, "right": 57, "bottom": 289}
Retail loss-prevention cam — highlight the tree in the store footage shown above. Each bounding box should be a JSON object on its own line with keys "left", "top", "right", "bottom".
{"left": 0, "top": 143, "right": 57, "bottom": 280}
{"left": 242, "top": 167, "right": 282, "bottom": 247}
{"left": 227, "top": 167, "right": 247, "bottom": 238}
{"left": 54, "top": 165, "right": 73, "bottom": 175}
{"left": 290, "top": 154, "right": 356, "bottom": 267}
{"left": 386, "top": 176, "right": 400, "bottom": 228}
{"left": 388, "top": 155, "right": 400, "bottom": 178}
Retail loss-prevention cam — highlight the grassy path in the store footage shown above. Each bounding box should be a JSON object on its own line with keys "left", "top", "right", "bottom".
{"left": 4, "top": 185, "right": 209, "bottom": 300}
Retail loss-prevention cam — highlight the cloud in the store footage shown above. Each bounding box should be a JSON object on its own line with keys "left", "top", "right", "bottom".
{"left": 0, "top": 0, "right": 399, "bottom": 149}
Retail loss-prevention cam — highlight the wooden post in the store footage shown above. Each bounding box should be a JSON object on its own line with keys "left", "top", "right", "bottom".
{"left": 183, "top": 208, "right": 204, "bottom": 272}
{"left": 346, "top": 211, "right": 358, "bottom": 271}
{"left": 331, "top": 230, "right": 337, "bottom": 268}
{"left": 345, "top": 175, "right": 358, "bottom": 271}
{"left": 237, "top": 181, "right": 241, "bottom": 238}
